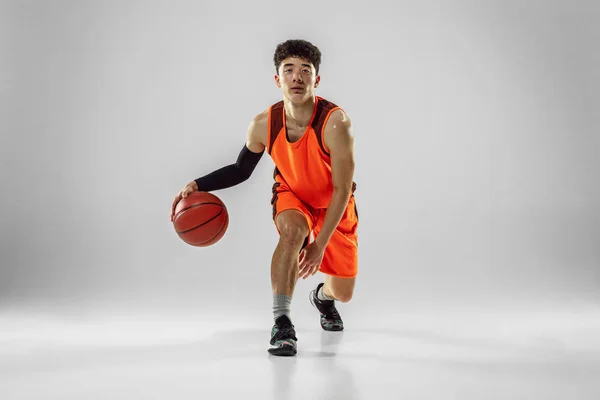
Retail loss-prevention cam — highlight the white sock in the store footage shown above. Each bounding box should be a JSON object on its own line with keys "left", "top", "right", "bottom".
{"left": 317, "top": 285, "right": 334, "bottom": 301}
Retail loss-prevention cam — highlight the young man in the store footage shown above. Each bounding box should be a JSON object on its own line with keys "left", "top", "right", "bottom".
{"left": 170, "top": 39, "right": 359, "bottom": 357}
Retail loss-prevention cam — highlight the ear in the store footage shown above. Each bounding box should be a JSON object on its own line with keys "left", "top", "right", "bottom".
{"left": 274, "top": 74, "right": 281, "bottom": 88}
{"left": 314, "top": 75, "right": 321, "bottom": 88}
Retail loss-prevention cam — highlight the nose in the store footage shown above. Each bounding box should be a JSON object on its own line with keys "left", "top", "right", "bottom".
{"left": 292, "top": 71, "right": 303, "bottom": 82}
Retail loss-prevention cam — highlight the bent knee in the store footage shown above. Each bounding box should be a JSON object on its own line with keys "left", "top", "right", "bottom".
{"left": 327, "top": 277, "right": 356, "bottom": 303}
{"left": 333, "top": 290, "right": 353, "bottom": 303}
{"left": 279, "top": 223, "right": 307, "bottom": 243}
{"left": 277, "top": 211, "right": 309, "bottom": 245}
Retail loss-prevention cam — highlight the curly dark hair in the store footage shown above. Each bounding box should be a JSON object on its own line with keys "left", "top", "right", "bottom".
{"left": 273, "top": 39, "right": 322, "bottom": 75}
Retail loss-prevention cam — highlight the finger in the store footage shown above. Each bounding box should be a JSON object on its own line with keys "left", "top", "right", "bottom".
{"left": 298, "top": 262, "right": 308, "bottom": 277}
{"left": 301, "top": 262, "right": 314, "bottom": 279}
{"left": 311, "top": 264, "right": 320, "bottom": 276}
{"left": 309, "top": 261, "right": 320, "bottom": 277}
{"left": 299, "top": 261, "right": 310, "bottom": 278}
{"left": 171, "top": 197, "right": 181, "bottom": 219}
{"left": 298, "top": 250, "right": 306, "bottom": 264}
{"left": 300, "top": 268, "right": 307, "bottom": 279}
{"left": 172, "top": 193, "right": 181, "bottom": 210}
{"left": 170, "top": 201, "right": 177, "bottom": 220}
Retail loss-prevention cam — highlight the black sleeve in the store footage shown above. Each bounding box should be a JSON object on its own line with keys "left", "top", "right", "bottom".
{"left": 194, "top": 144, "right": 264, "bottom": 192}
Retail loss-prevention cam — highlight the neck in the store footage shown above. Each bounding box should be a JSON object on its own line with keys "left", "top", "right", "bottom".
{"left": 283, "top": 95, "right": 316, "bottom": 127}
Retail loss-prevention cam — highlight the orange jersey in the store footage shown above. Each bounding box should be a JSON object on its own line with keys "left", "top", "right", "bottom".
{"left": 266, "top": 96, "right": 355, "bottom": 209}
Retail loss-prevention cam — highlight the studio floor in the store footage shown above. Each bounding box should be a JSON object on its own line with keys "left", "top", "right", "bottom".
{"left": 1, "top": 305, "right": 600, "bottom": 399}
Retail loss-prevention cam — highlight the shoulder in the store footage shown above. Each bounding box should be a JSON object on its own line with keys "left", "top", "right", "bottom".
{"left": 247, "top": 108, "right": 269, "bottom": 140}
{"left": 325, "top": 108, "right": 352, "bottom": 131}
{"left": 248, "top": 99, "right": 284, "bottom": 134}
{"left": 249, "top": 108, "right": 269, "bottom": 131}
{"left": 317, "top": 96, "right": 351, "bottom": 135}
{"left": 323, "top": 108, "right": 353, "bottom": 150}
{"left": 322, "top": 109, "right": 353, "bottom": 155}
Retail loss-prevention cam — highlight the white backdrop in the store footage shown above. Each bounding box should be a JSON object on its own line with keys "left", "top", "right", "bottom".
{"left": 1, "top": 0, "right": 599, "bottom": 321}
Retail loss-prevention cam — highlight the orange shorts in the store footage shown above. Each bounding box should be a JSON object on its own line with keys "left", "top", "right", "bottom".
{"left": 271, "top": 187, "right": 359, "bottom": 278}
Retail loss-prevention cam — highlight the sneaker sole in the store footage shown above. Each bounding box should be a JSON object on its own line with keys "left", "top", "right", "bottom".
{"left": 268, "top": 345, "right": 297, "bottom": 357}
{"left": 322, "top": 324, "right": 344, "bottom": 332}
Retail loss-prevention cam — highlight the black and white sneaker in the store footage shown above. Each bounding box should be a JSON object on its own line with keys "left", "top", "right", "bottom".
{"left": 309, "top": 282, "right": 344, "bottom": 331}
{"left": 268, "top": 315, "right": 298, "bottom": 356}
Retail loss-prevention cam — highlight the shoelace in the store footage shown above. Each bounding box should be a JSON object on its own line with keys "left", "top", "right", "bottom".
{"left": 318, "top": 298, "right": 341, "bottom": 321}
{"left": 274, "top": 325, "right": 298, "bottom": 342}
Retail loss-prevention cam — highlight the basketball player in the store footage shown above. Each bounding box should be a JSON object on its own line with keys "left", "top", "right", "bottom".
{"left": 170, "top": 39, "right": 358, "bottom": 357}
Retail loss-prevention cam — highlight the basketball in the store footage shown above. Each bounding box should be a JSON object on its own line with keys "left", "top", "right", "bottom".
{"left": 172, "top": 191, "right": 229, "bottom": 247}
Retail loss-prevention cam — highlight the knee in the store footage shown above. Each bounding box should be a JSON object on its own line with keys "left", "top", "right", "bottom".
{"left": 279, "top": 223, "right": 307, "bottom": 246}
{"left": 277, "top": 213, "right": 308, "bottom": 246}
{"left": 331, "top": 289, "right": 353, "bottom": 303}
{"left": 326, "top": 277, "right": 356, "bottom": 303}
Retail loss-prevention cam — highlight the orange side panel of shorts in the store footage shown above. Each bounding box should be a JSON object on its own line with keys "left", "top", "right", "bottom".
{"left": 314, "top": 196, "right": 359, "bottom": 278}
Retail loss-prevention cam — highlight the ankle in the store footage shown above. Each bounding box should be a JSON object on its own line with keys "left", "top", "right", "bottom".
{"left": 317, "top": 285, "right": 335, "bottom": 301}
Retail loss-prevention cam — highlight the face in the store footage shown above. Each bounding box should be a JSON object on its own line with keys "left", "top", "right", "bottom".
{"left": 274, "top": 57, "right": 320, "bottom": 102}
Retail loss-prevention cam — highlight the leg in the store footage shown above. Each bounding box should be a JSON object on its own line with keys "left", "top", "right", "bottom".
{"left": 323, "top": 275, "right": 356, "bottom": 303}
{"left": 309, "top": 195, "right": 359, "bottom": 331}
{"left": 271, "top": 209, "right": 309, "bottom": 296}
{"left": 268, "top": 189, "right": 314, "bottom": 356}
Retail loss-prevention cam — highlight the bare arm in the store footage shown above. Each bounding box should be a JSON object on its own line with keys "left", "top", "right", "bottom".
{"left": 246, "top": 111, "right": 268, "bottom": 153}
{"left": 314, "top": 109, "right": 355, "bottom": 249}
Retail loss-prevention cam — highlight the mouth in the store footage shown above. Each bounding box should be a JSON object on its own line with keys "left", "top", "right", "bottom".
{"left": 291, "top": 87, "right": 304, "bottom": 92}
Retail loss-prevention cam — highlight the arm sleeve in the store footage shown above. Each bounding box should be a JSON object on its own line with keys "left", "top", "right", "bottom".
{"left": 194, "top": 144, "right": 264, "bottom": 192}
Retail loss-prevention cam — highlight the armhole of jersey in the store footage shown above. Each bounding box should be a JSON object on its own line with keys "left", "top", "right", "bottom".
{"left": 267, "top": 102, "right": 284, "bottom": 154}
{"left": 320, "top": 107, "right": 343, "bottom": 156}
{"left": 266, "top": 106, "right": 273, "bottom": 154}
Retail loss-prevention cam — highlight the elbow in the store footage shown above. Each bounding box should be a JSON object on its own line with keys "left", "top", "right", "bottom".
{"left": 236, "top": 166, "right": 254, "bottom": 182}
{"left": 333, "top": 184, "right": 353, "bottom": 196}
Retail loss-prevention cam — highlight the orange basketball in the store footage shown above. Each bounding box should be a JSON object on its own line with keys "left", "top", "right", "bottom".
{"left": 172, "top": 191, "right": 229, "bottom": 247}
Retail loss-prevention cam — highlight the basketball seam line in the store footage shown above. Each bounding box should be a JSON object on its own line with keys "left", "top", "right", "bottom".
{"left": 176, "top": 208, "right": 223, "bottom": 234}
{"left": 175, "top": 201, "right": 224, "bottom": 214}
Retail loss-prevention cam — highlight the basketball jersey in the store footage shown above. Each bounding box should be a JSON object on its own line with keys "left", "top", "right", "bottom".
{"left": 266, "top": 96, "right": 356, "bottom": 209}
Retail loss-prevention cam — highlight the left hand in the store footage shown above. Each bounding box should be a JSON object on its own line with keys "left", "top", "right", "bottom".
{"left": 298, "top": 241, "right": 325, "bottom": 279}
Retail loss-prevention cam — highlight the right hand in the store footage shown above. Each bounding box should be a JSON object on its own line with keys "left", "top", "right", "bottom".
{"left": 170, "top": 181, "right": 199, "bottom": 221}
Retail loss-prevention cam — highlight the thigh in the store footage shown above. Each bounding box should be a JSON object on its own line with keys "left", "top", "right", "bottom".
{"left": 314, "top": 196, "right": 359, "bottom": 278}
{"left": 319, "top": 235, "right": 358, "bottom": 277}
